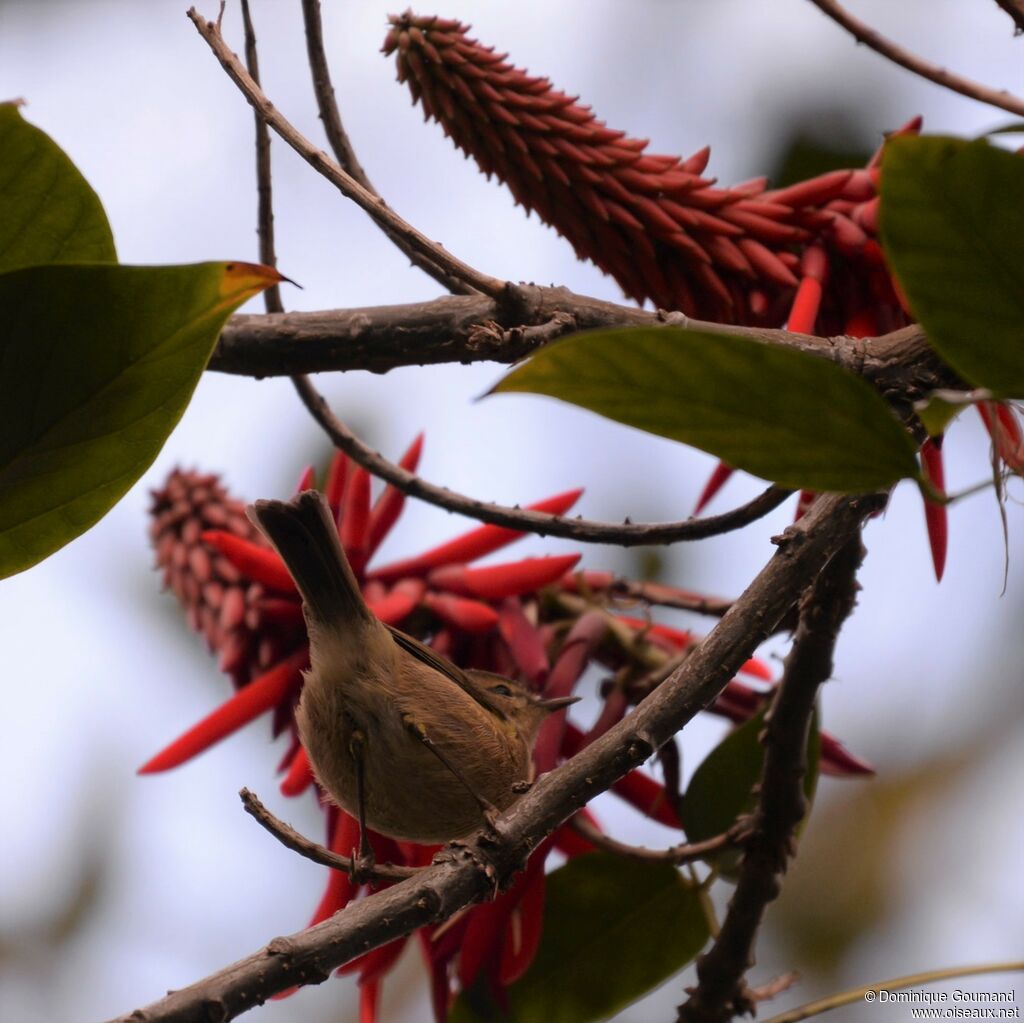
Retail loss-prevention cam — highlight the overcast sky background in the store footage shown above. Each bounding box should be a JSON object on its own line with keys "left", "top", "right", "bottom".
{"left": 0, "top": 2, "right": 1022, "bottom": 1021}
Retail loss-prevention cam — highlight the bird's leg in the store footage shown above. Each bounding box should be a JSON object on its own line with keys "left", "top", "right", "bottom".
{"left": 347, "top": 722, "right": 376, "bottom": 883}
{"left": 401, "top": 712, "right": 501, "bottom": 829}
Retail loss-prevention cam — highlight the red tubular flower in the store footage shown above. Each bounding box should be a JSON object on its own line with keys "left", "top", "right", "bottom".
{"left": 382, "top": 12, "right": 912, "bottom": 337}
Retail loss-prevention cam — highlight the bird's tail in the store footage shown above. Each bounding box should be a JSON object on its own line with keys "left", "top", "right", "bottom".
{"left": 248, "top": 491, "right": 371, "bottom": 627}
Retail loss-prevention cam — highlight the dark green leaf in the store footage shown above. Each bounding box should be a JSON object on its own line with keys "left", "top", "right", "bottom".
{"left": 881, "top": 136, "right": 1024, "bottom": 396}
{"left": 682, "top": 707, "right": 820, "bottom": 877}
{"left": 451, "top": 853, "right": 708, "bottom": 1023}
{"left": 0, "top": 261, "right": 280, "bottom": 577}
{"left": 0, "top": 103, "right": 116, "bottom": 271}
{"left": 491, "top": 327, "right": 919, "bottom": 492}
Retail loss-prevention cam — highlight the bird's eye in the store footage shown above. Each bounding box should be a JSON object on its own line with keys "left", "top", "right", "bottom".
{"left": 491, "top": 684, "right": 513, "bottom": 697}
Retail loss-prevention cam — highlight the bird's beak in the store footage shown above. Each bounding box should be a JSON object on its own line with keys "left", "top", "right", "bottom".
{"left": 536, "top": 695, "right": 581, "bottom": 712}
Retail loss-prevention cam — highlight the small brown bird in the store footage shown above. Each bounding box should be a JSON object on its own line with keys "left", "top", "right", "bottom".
{"left": 248, "top": 490, "right": 575, "bottom": 845}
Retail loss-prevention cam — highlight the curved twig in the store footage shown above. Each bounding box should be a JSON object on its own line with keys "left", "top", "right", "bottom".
{"left": 240, "top": 788, "right": 420, "bottom": 882}
{"left": 807, "top": 0, "right": 1024, "bottom": 118}
{"left": 760, "top": 960, "right": 1024, "bottom": 1023}
{"left": 291, "top": 372, "right": 792, "bottom": 545}
{"left": 299, "top": 0, "right": 473, "bottom": 295}
{"left": 570, "top": 814, "right": 734, "bottom": 865}
{"left": 187, "top": 7, "right": 504, "bottom": 299}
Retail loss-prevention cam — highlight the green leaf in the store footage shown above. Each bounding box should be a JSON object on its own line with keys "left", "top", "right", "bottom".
{"left": 682, "top": 707, "right": 820, "bottom": 877}
{"left": 490, "top": 327, "right": 919, "bottom": 492}
{"left": 0, "top": 103, "right": 116, "bottom": 271}
{"left": 881, "top": 136, "right": 1024, "bottom": 396}
{"left": 0, "top": 261, "right": 280, "bottom": 578}
{"left": 451, "top": 853, "right": 709, "bottom": 1023}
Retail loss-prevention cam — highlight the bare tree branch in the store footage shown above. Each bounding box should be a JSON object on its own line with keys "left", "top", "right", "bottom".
{"left": 992, "top": 0, "right": 1024, "bottom": 34}
{"left": 678, "top": 533, "right": 865, "bottom": 1022}
{"left": 109, "top": 491, "right": 884, "bottom": 1023}
{"left": 210, "top": 289, "right": 959, "bottom": 404}
{"left": 290, "top": 370, "right": 793, "bottom": 545}
{"left": 239, "top": 0, "right": 284, "bottom": 318}
{"left": 569, "top": 813, "right": 735, "bottom": 865}
{"left": 807, "top": 0, "right": 1024, "bottom": 117}
{"left": 240, "top": 789, "right": 420, "bottom": 881}
{"left": 298, "top": 0, "right": 474, "bottom": 295}
{"left": 186, "top": 7, "right": 504, "bottom": 298}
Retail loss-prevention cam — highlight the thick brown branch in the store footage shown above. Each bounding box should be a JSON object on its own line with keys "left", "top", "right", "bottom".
{"left": 291, "top": 371, "right": 792, "bottom": 545}
{"left": 807, "top": 0, "right": 1024, "bottom": 117}
{"left": 110, "top": 492, "right": 883, "bottom": 1023}
{"left": 210, "top": 288, "right": 958, "bottom": 403}
{"left": 678, "top": 532, "right": 865, "bottom": 1022}
{"left": 298, "top": 0, "right": 473, "bottom": 295}
{"left": 186, "top": 7, "right": 503, "bottom": 298}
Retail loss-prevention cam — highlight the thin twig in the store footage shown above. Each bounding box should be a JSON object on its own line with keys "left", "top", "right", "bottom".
{"left": 109, "top": 492, "right": 883, "bottom": 1022}
{"left": 612, "top": 579, "right": 734, "bottom": 618}
{"left": 299, "top": 0, "right": 472, "bottom": 294}
{"left": 679, "top": 535, "right": 865, "bottom": 1022}
{"left": 570, "top": 813, "right": 734, "bottom": 865}
{"left": 807, "top": 0, "right": 1024, "bottom": 117}
{"left": 239, "top": 0, "right": 283, "bottom": 317}
{"left": 291, "top": 372, "right": 791, "bottom": 545}
{"left": 760, "top": 960, "right": 1024, "bottom": 1023}
{"left": 187, "top": 7, "right": 504, "bottom": 298}
{"left": 240, "top": 788, "right": 420, "bottom": 881}
{"left": 993, "top": 0, "right": 1024, "bottom": 35}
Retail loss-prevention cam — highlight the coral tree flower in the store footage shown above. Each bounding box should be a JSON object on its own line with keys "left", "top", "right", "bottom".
{"left": 381, "top": 12, "right": 1024, "bottom": 583}
{"left": 144, "top": 436, "right": 871, "bottom": 1020}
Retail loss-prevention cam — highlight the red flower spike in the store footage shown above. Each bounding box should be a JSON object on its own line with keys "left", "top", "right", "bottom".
{"left": 820, "top": 734, "right": 876, "bottom": 776}
{"left": 341, "top": 467, "right": 372, "bottom": 576}
{"left": 201, "top": 531, "right": 296, "bottom": 594}
{"left": 280, "top": 744, "right": 314, "bottom": 797}
{"left": 585, "top": 687, "right": 630, "bottom": 744}
{"left": 309, "top": 812, "right": 361, "bottom": 925}
{"left": 534, "top": 610, "right": 607, "bottom": 770}
{"left": 559, "top": 569, "right": 616, "bottom": 592}
{"left": 294, "top": 465, "right": 316, "bottom": 494}
{"left": 367, "top": 580, "right": 426, "bottom": 625}
{"left": 497, "top": 598, "right": 550, "bottom": 684}
{"left": 694, "top": 461, "right": 735, "bottom": 514}
{"left": 920, "top": 438, "right": 948, "bottom": 582}
{"left": 423, "top": 592, "right": 500, "bottom": 633}
{"left": 324, "top": 450, "right": 349, "bottom": 515}
{"left": 553, "top": 817, "right": 598, "bottom": 859}
{"left": 359, "top": 977, "right": 381, "bottom": 1023}
{"left": 432, "top": 554, "right": 582, "bottom": 601}
{"left": 256, "top": 596, "right": 304, "bottom": 627}
{"left": 384, "top": 14, "right": 913, "bottom": 336}
{"left": 786, "top": 275, "right": 823, "bottom": 334}
{"left": 138, "top": 649, "right": 307, "bottom": 773}
{"left": 339, "top": 937, "right": 408, "bottom": 982}
{"left": 368, "top": 489, "right": 583, "bottom": 583}
{"left": 499, "top": 860, "right": 547, "bottom": 986}
{"left": 563, "top": 724, "right": 681, "bottom": 828}
{"left": 366, "top": 433, "right": 425, "bottom": 559}
{"left": 844, "top": 308, "right": 879, "bottom": 338}
{"left": 458, "top": 893, "right": 510, "bottom": 991}
{"left": 618, "top": 614, "right": 694, "bottom": 649}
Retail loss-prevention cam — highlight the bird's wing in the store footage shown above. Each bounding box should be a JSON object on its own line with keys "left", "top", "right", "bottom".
{"left": 385, "top": 624, "right": 507, "bottom": 719}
